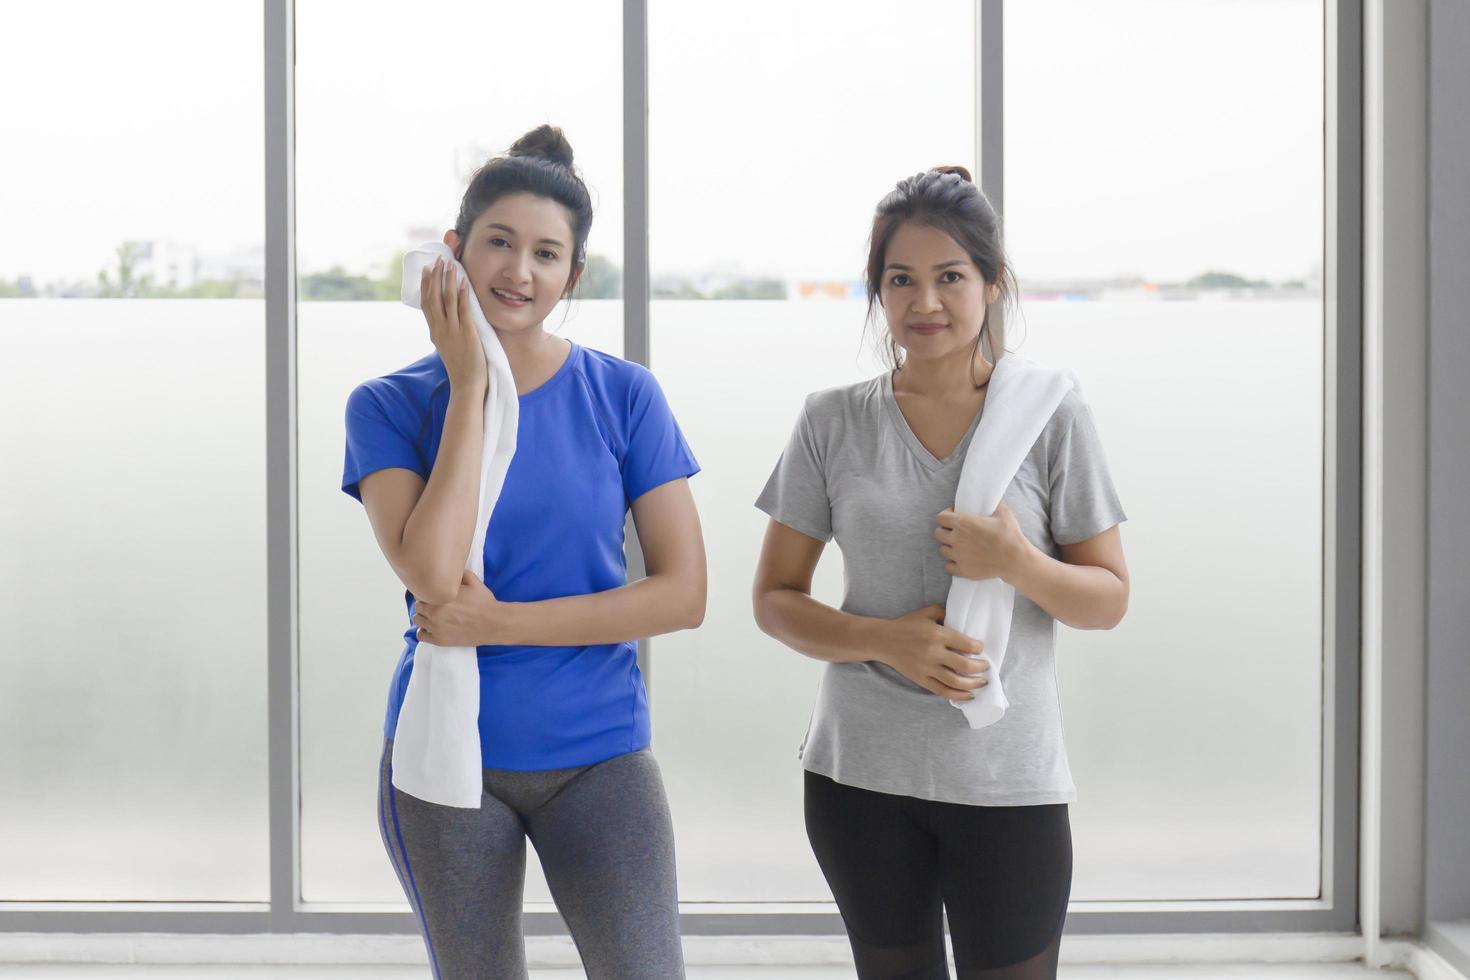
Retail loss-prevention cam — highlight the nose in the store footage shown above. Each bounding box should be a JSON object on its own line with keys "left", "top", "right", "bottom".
{"left": 911, "top": 285, "right": 942, "bottom": 314}
{"left": 503, "top": 251, "right": 532, "bottom": 286}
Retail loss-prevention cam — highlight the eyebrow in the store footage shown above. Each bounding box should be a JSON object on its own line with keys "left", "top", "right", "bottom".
{"left": 485, "top": 223, "right": 567, "bottom": 249}
{"left": 885, "top": 259, "right": 968, "bottom": 272}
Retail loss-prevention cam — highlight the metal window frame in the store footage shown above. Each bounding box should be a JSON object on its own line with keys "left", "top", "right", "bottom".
{"left": 0, "top": 0, "right": 1361, "bottom": 939}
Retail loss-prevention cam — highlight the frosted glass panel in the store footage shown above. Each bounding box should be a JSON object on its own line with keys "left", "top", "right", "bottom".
{"left": 0, "top": 0, "right": 267, "bottom": 902}
{"left": 0, "top": 303, "right": 269, "bottom": 900}
{"left": 295, "top": 0, "right": 624, "bottom": 904}
{"left": 648, "top": 0, "right": 975, "bottom": 902}
{"left": 1015, "top": 304, "right": 1322, "bottom": 901}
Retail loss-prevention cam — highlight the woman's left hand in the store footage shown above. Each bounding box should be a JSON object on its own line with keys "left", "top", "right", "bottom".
{"left": 412, "top": 570, "right": 508, "bottom": 648}
{"left": 935, "top": 501, "right": 1033, "bottom": 583}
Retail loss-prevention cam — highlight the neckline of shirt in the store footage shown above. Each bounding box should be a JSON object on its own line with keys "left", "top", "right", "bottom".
{"left": 880, "top": 370, "right": 988, "bottom": 472}
{"left": 516, "top": 339, "right": 581, "bottom": 405}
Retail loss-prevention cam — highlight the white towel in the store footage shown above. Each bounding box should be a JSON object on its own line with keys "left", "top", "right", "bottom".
{"left": 389, "top": 242, "right": 519, "bottom": 809}
{"left": 946, "top": 353, "right": 1080, "bottom": 729}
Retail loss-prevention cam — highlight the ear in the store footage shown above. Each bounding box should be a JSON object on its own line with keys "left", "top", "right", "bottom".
{"left": 442, "top": 229, "right": 462, "bottom": 261}
{"left": 563, "top": 263, "right": 584, "bottom": 298}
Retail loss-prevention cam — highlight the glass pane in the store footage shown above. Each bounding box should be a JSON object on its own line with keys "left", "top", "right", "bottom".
{"left": 0, "top": 1, "right": 267, "bottom": 900}
{"left": 1005, "top": 0, "right": 1325, "bottom": 899}
{"left": 296, "top": 0, "right": 623, "bottom": 904}
{"left": 649, "top": 0, "right": 975, "bottom": 902}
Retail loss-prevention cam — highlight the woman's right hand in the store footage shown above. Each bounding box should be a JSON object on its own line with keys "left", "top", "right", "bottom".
{"left": 873, "top": 604, "right": 989, "bottom": 700}
{"left": 421, "top": 257, "right": 487, "bottom": 393}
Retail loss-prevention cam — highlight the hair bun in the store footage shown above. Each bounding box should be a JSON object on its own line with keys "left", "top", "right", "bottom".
{"left": 930, "top": 164, "right": 973, "bottom": 183}
{"left": 508, "top": 124, "right": 575, "bottom": 168}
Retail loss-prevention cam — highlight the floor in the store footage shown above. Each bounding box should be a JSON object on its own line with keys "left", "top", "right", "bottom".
{"left": 0, "top": 965, "right": 1411, "bottom": 978}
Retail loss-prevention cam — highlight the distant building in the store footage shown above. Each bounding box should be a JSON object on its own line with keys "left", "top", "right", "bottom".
{"left": 122, "top": 240, "right": 266, "bottom": 294}
{"left": 133, "top": 240, "right": 200, "bottom": 289}
{"left": 796, "top": 280, "right": 865, "bottom": 300}
{"left": 197, "top": 244, "right": 265, "bottom": 292}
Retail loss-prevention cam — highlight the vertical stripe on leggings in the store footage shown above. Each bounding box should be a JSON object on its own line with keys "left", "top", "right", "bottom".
{"left": 384, "top": 762, "right": 443, "bottom": 980}
{"left": 377, "top": 762, "right": 414, "bottom": 904}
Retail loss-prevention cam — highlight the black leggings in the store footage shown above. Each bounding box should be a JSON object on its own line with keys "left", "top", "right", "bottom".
{"left": 804, "top": 770, "right": 1072, "bottom": 980}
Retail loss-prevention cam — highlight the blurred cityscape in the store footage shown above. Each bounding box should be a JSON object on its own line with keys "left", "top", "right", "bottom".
{"left": 0, "top": 238, "right": 1321, "bottom": 302}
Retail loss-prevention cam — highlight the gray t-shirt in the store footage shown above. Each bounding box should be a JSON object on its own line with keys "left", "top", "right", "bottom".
{"left": 755, "top": 368, "right": 1128, "bottom": 805}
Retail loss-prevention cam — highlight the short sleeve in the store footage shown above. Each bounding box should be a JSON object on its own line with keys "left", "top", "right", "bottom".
{"left": 1048, "top": 393, "right": 1128, "bottom": 546}
{"left": 754, "top": 398, "right": 833, "bottom": 543}
{"left": 341, "top": 382, "right": 429, "bottom": 502}
{"left": 620, "top": 369, "right": 701, "bottom": 503}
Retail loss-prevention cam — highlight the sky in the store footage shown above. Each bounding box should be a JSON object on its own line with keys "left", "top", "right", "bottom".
{"left": 0, "top": 0, "right": 1322, "bottom": 287}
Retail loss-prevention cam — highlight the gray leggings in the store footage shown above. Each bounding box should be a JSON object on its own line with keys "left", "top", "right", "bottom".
{"left": 377, "top": 738, "right": 686, "bottom": 980}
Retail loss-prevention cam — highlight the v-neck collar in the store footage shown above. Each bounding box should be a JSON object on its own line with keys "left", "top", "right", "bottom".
{"left": 881, "top": 369, "right": 989, "bottom": 472}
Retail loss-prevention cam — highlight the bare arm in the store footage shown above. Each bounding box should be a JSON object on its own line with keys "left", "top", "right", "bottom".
{"left": 357, "top": 260, "right": 488, "bottom": 605}
{"left": 751, "top": 519, "right": 988, "bottom": 700}
{"left": 750, "top": 520, "right": 880, "bottom": 664}
{"left": 1007, "top": 524, "right": 1129, "bottom": 630}
{"left": 358, "top": 385, "right": 485, "bottom": 604}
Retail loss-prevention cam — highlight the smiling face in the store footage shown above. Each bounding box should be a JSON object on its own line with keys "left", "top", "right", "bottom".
{"left": 879, "top": 220, "right": 999, "bottom": 364}
{"left": 444, "top": 192, "right": 582, "bottom": 333}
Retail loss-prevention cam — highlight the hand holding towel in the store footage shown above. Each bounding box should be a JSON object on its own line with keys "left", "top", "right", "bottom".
{"left": 390, "top": 242, "right": 518, "bottom": 808}
{"left": 945, "top": 354, "right": 1080, "bottom": 729}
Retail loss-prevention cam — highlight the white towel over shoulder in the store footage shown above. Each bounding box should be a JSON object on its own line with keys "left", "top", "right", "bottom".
{"left": 946, "top": 353, "right": 1080, "bottom": 729}
{"left": 390, "top": 242, "right": 518, "bottom": 808}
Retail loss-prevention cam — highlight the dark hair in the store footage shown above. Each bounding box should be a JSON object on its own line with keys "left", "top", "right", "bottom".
{"left": 863, "top": 165, "right": 1019, "bottom": 382}
{"left": 452, "top": 124, "right": 594, "bottom": 285}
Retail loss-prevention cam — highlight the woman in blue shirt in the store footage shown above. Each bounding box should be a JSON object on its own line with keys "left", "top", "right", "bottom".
{"left": 342, "top": 125, "right": 705, "bottom": 980}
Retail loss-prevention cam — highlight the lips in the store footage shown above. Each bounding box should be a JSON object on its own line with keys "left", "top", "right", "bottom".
{"left": 908, "top": 322, "right": 948, "bottom": 334}
{"left": 490, "top": 287, "right": 531, "bottom": 307}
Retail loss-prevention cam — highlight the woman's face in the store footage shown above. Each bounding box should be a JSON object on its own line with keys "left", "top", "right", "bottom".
{"left": 445, "top": 192, "right": 581, "bottom": 333}
{"left": 879, "top": 220, "right": 998, "bottom": 365}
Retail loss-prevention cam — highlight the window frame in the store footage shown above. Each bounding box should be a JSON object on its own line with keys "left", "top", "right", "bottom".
{"left": 0, "top": 0, "right": 1360, "bottom": 938}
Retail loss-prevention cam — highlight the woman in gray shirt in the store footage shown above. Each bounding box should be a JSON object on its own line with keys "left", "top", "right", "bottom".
{"left": 753, "top": 166, "right": 1130, "bottom": 980}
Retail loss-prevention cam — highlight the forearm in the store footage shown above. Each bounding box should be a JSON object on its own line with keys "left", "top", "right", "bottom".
{"left": 400, "top": 387, "right": 485, "bottom": 600}
{"left": 753, "top": 587, "right": 886, "bottom": 665}
{"left": 1006, "top": 540, "right": 1127, "bottom": 630}
{"left": 492, "top": 572, "right": 703, "bottom": 647}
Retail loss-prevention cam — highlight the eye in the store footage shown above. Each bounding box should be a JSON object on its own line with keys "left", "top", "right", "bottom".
{"left": 536, "top": 248, "right": 559, "bottom": 261}
{"left": 488, "top": 236, "right": 510, "bottom": 248}
{"left": 889, "top": 273, "right": 911, "bottom": 287}
{"left": 941, "top": 270, "right": 963, "bottom": 283}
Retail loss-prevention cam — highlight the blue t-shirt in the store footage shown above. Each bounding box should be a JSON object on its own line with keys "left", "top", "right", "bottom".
{"left": 341, "top": 341, "right": 700, "bottom": 770}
